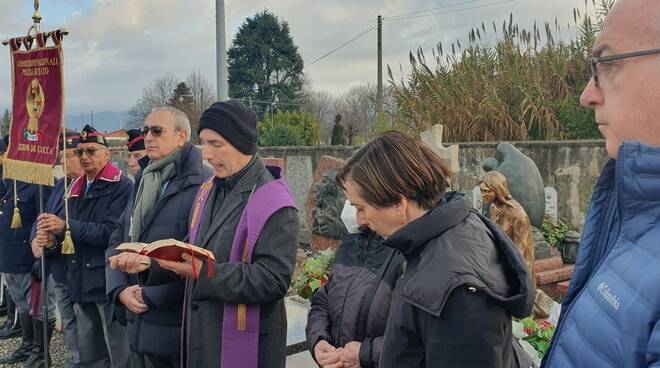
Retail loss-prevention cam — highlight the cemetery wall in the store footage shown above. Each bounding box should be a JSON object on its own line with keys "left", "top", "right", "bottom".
{"left": 258, "top": 140, "right": 609, "bottom": 231}
{"left": 110, "top": 139, "right": 608, "bottom": 231}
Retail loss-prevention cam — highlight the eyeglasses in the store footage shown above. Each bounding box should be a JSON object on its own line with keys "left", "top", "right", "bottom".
{"left": 74, "top": 148, "right": 100, "bottom": 157}
{"left": 591, "top": 47, "right": 660, "bottom": 87}
{"left": 141, "top": 126, "right": 165, "bottom": 137}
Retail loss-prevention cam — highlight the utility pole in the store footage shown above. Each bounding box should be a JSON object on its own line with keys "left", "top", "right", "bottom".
{"left": 200, "top": 87, "right": 205, "bottom": 115}
{"left": 216, "top": 0, "right": 229, "bottom": 101}
{"left": 377, "top": 15, "right": 383, "bottom": 124}
{"left": 90, "top": 110, "right": 94, "bottom": 127}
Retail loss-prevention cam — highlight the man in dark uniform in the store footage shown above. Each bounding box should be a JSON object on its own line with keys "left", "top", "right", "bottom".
{"left": 0, "top": 136, "right": 52, "bottom": 365}
{"left": 31, "top": 132, "right": 82, "bottom": 368}
{"left": 38, "top": 125, "right": 132, "bottom": 367}
{"left": 126, "top": 129, "right": 146, "bottom": 176}
{"left": 0, "top": 136, "right": 21, "bottom": 342}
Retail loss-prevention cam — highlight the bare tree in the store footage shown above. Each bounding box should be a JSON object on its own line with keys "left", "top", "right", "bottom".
{"left": 335, "top": 85, "right": 377, "bottom": 144}
{"left": 184, "top": 71, "right": 216, "bottom": 142}
{"left": 126, "top": 73, "right": 179, "bottom": 128}
{"left": 301, "top": 90, "right": 335, "bottom": 144}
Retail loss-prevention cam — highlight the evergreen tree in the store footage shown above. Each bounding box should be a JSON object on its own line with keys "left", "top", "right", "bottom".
{"left": 170, "top": 82, "right": 193, "bottom": 107}
{"left": 259, "top": 110, "right": 320, "bottom": 147}
{"left": 228, "top": 11, "right": 304, "bottom": 118}
{"left": 331, "top": 114, "right": 344, "bottom": 145}
{"left": 1, "top": 109, "right": 10, "bottom": 137}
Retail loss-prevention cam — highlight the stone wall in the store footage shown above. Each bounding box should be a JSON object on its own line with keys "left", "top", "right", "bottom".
{"left": 110, "top": 140, "right": 609, "bottom": 231}
{"left": 259, "top": 140, "right": 609, "bottom": 230}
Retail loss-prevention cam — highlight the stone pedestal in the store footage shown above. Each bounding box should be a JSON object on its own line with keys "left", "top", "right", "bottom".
{"left": 533, "top": 227, "right": 552, "bottom": 260}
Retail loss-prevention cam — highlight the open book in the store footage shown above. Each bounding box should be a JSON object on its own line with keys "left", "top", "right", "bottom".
{"left": 115, "top": 239, "right": 216, "bottom": 262}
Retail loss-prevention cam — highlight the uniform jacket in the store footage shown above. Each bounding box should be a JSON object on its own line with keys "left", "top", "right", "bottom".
{"left": 64, "top": 162, "right": 132, "bottom": 303}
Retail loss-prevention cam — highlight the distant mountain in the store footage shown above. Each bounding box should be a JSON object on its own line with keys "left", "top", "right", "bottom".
{"left": 64, "top": 111, "right": 130, "bottom": 133}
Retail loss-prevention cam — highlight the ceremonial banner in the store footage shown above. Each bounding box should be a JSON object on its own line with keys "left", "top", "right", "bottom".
{"left": 3, "top": 31, "right": 63, "bottom": 186}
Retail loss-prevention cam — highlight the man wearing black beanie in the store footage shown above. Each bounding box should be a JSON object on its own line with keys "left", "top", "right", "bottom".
{"left": 156, "top": 99, "right": 299, "bottom": 368}
{"left": 197, "top": 99, "right": 259, "bottom": 156}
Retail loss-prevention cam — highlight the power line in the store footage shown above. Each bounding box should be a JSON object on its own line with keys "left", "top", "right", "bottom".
{"left": 308, "top": 26, "right": 376, "bottom": 66}
{"left": 306, "top": 0, "right": 514, "bottom": 67}
{"left": 235, "top": 98, "right": 303, "bottom": 106}
{"left": 384, "top": 0, "right": 478, "bottom": 20}
{"left": 383, "top": 0, "right": 516, "bottom": 22}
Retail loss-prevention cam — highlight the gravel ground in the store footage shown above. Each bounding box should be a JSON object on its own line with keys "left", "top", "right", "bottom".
{"left": 0, "top": 316, "right": 70, "bottom": 368}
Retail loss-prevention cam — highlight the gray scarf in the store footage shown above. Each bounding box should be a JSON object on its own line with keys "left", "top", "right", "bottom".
{"left": 130, "top": 149, "right": 180, "bottom": 241}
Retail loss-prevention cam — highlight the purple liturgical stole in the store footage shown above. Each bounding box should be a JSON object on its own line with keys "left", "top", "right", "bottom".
{"left": 185, "top": 166, "right": 297, "bottom": 368}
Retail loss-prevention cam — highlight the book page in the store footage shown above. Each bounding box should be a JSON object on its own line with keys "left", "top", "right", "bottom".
{"left": 115, "top": 242, "right": 148, "bottom": 253}
{"left": 146, "top": 239, "right": 216, "bottom": 261}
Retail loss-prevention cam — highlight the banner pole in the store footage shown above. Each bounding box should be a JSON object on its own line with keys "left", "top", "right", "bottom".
{"left": 38, "top": 185, "right": 50, "bottom": 368}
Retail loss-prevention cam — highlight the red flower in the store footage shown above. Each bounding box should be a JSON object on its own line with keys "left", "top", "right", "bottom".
{"left": 524, "top": 327, "right": 534, "bottom": 336}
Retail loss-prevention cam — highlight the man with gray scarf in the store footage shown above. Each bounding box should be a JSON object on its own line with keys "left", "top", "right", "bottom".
{"left": 107, "top": 107, "right": 211, "bottom": 368}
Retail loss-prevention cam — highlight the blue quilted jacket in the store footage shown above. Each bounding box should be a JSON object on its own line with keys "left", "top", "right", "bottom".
{"left": 543, "top": 142, "right": 660, "bottom": 367}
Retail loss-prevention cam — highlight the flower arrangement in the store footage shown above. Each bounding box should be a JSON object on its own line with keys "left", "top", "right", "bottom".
{"left": 291, "top": 249, "right": 335, "bottom": 300}
{"left": 521, "top": 318, "right": 556, "bottom": 357}
{"left": 541, "top": 217, "right": 568, "bottom": 251}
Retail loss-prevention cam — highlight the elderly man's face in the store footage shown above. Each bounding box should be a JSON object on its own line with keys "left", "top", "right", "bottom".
{"left": 144, "top": 110, "right": 187, "bottom": 162}
{"left": 580, "top": 0, "right": 660, "bottom": 158}
{"left": 76, "top": 142, "right": 110, "bottom": 177}
{"left": 64, "top": 148, "right": 83, "bottom": 179}
{"left": 127, "top": 150, "right": 147, "bottom": 174}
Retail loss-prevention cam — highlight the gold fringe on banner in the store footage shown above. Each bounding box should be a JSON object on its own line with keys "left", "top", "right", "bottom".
{"left": 10, "top": 180, "right": 21, "bottom": 229}
{"left": 3, "top": 159, "right": 55, "bottom": 187}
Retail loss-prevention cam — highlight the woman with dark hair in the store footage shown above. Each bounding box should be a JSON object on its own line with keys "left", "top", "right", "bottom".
{"left": 480, "top": 171, "right": 536, "bottom": 285}
{"left": 336, "top": 131, "right": 534, "bottom": 368}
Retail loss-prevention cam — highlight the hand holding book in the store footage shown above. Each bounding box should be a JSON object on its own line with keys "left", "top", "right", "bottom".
{"left": 109, "top": 252, "right": 152, "bottom": 274}
{"left": 114, "top": 239, "right": 215, "bottom": 262}
{"left": 113, "top": 239, "right": 215, "bottom": 279}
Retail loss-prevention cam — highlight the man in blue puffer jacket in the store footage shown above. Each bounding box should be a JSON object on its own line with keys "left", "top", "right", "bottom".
{"left": 542, "top": 0, "right": 660, "bottom": 367}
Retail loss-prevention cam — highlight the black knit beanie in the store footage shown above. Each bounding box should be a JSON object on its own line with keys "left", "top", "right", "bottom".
{"left": 198, "top": 99, "right": 258, "bottom": 155}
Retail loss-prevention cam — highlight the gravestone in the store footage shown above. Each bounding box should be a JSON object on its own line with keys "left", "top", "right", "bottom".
{"left": 482, "top": 142, "right": 545, "bottom": 228}
{"left": 285, "top": 296, "right": 311, "bottom": 355}
{"left": 544, "top": 187, "right": 558, "bottom": 224}
{"left": 472, "top": 186, "right": 483, "bottom": 211}
{"left": 420, "top": 124, "right": 460, "bottom": 173}
{"left": 532, "top": 226, "right": 552, "bottom": 260}
{"left": 304, "top": 156, "right": 347, "bottom": 252}
{"left": 284, "top": 156, "right": 314, "bottom": 227}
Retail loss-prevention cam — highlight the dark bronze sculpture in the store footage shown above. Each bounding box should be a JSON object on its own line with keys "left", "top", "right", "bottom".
{"left": 311, "top": 171, "right": 348, "bottom": 240}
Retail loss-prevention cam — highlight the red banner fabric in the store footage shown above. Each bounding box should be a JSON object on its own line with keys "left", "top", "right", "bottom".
{"left": 3, "top": 34, "right": 63, "bottom": 186}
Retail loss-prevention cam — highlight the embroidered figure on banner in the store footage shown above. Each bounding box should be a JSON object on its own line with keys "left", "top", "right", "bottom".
{"left": 25, "top": 78, "right": 44, "bottom": 140}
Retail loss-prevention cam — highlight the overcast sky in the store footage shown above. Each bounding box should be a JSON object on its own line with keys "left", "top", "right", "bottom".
{"left": 0, "top": 0, "right": 589, "bottom": 115}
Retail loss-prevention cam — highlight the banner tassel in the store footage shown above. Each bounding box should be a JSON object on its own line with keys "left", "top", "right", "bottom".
{"left": 61, "top": 229, "right": 74, "bottom": 254}
{"left": 60, "top": 127, "right": 75, "bottom": 255}
{"left": 10, "top": 207, "right": 22, "bottom": 229}
{"left": 10, "top": 180, "right": 21, "bottom": 229}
